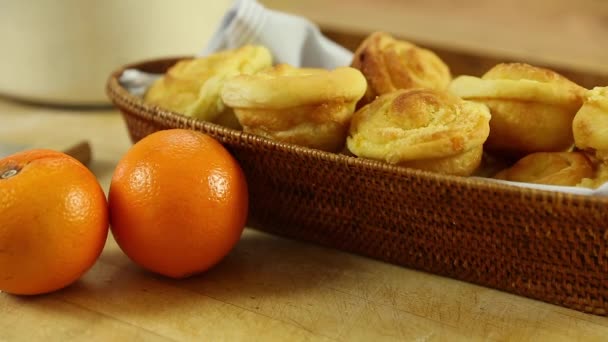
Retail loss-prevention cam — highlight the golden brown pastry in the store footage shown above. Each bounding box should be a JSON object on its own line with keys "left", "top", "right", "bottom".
{"left": 220, "top": 64, "right": 367, "bottom": 152}
{"left": 493, "top": 152, "right": 593, "bottom": 186}
{"left": 347, "top": 88, "right": 491, "bottom": 176}
{"left": 448, "top": 63, "right": 586, "bottom": 156}
{"left": 577, "top": 158, "right": 608, "bottom": 189}
{"left": 572, "top": 87, "right": 608, "bottom": 162}
{"left": 351, "top": 32, "right": 451, "bottom": 107}
{"left": 144, "top": 45, "right": 272, "bottom": 128}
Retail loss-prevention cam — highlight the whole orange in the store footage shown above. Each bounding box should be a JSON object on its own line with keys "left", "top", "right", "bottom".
{"left": 0, "top": 149, "right": 109, "bottom": 295}
{"left": 108, "top": 129, "right": 248, "bottom": 278}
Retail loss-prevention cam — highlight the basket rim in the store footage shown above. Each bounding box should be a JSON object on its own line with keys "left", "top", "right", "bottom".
{"left": 105, "top": 56, "right": 608, "bottom": 208}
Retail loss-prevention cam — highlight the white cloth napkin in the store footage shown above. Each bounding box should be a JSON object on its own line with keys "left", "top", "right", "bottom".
{"left": 200, "top": 0, "right": 353, "bottom": 69}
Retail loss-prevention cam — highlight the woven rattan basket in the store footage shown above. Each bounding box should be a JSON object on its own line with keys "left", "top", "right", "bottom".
{"left": 107, "top": 57, "right": 608, "bottom": 316}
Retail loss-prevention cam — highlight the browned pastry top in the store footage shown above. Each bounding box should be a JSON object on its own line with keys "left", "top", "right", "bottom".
{"left": 351, "top": 32, "right": 451, "bottom": 106}
{"left": 449, "top": 62, "right": 586, "bottom": 106}
{"left": 347, "top": 88, "right": 490, "bottom": 163}
{"left": 221, "top": 64, "right": 367, "bottom": 109}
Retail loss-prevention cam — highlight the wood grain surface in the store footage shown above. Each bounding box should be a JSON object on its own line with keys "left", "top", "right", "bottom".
{"left": 1, "top": 96, "right": 608, "bottom": 340}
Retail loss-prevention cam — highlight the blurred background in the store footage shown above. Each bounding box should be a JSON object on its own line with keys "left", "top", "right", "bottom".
{"left": 0, "top": 1, "right": 232, "bottom": 106}
{"left": 0, "top": 0, "right": 606, "bottom": 106}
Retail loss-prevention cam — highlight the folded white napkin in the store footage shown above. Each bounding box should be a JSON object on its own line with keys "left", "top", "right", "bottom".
{"left": 201, "top": 0, "right": 353, "bottom": 69}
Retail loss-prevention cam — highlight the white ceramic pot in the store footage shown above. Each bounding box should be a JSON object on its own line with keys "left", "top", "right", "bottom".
{"left": 0, "top": 0, "right": 231, "bottom": 106}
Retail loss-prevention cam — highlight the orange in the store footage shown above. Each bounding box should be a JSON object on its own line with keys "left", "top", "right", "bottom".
{"left": 0, "top": 149, "right": 109, "bottom": 295}
{"left": 108, "top": 129, "right": 248, "bottom": 278}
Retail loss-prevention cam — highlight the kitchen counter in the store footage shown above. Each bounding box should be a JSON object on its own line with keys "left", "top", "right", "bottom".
{"left": 1, "top": 98, "right": 608, "bottom": 340}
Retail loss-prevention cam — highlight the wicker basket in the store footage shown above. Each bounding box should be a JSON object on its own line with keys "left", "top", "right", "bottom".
{"left": 106, "top": 57, "right": 608, "bottom": 316}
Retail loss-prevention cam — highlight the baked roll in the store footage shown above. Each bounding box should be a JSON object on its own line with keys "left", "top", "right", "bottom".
{"left": 448, "top": 63, "right": 586, "bottom": 156}
{"left": 351, "top": 32, "right": 451, "bottom": 107}
{"left": 144, "top": 45, "right": 272, "bottom": 128}
{"left": 220, "top": 64, "right": 367, "bottom": 152}
{"left": 572, "top": 87, "right": 608, "bottom": 162}
{"left": 578, "top": 158, "right": 608, "bottom": 189}
{"left": 347, "top": 88, "right": 491, "bottom": 176}
{"left": 493, "top": 152, "right": 594, "bottom": 187}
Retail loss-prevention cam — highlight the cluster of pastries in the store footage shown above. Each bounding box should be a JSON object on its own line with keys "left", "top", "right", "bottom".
{"left": 142, "top": 32, "right": 608, "bottom": 189}
{"left": 449, "top": 64, "right": 608, "bottom": 188}
{"left": 145, "top": 45, "right": 367, "bottom": 153}
{"left": 144, "top": 45, "right": 273, "bottom": 129}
